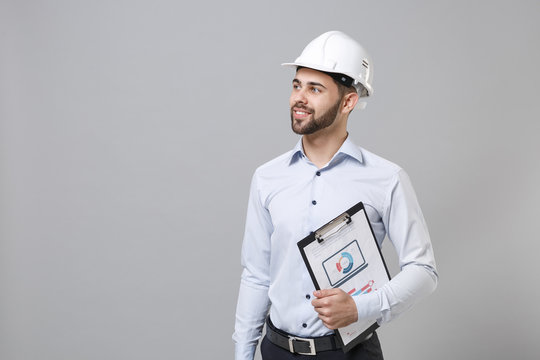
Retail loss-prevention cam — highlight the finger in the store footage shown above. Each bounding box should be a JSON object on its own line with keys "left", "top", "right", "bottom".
{"left": 324, "top": 322, "right": 338, "bottom": 330}
{"left": 313, "top": 288, "right": 340, "bottom": 298}
{"left": 312, "top": 302, "right": 327, "bottom": 311}
{"left": 313, "top": 289, "right": 336, "bottom": 298}
{"left": 311, "top": 297, "right": 328, "bottom": 308}
{"left": 314, "top": 307, "right": 330, "bottom": 316}
{"left": 318, "top": 313, "right": 329, "bottom": 323}
{"left": 318, "top": 316, "right": 337, "bottom": 330}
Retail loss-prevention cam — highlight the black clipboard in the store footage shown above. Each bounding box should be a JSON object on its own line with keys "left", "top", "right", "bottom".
{"left": 297, "top": 201, "right": 391, "bottom": 353}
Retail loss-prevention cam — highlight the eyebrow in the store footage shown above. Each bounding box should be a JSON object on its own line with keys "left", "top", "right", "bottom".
{"left": 292, "top": 78, "right": 327, "bottom": 89}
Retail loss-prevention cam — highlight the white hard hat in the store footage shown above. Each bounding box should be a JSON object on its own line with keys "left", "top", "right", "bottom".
{"left": 282, "top": 31, "right": 374, "bottom": 97}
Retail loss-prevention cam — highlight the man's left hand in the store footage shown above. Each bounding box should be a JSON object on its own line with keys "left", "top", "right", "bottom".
{"left": 311, "top": 288, "right": 358, "bottom": 329}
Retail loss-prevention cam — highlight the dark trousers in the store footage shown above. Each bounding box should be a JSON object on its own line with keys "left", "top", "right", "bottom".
{"left": 260, "top": 332, "right": 384, "bottom": 360}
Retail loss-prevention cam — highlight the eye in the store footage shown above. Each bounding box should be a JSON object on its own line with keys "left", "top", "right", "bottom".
{"left": 311, "top": 87, "right": 321, "bottom": 94}
{"left": 293, "top": 84, "right": 301, "bottom": 90}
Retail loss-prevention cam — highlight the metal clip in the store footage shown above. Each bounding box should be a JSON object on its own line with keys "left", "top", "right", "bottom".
{"left": 315, "top": 213, "right": 351, "bottom": 243}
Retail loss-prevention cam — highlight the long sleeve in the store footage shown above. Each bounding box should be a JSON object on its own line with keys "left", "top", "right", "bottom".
{"left": 232, "top": 138, "right": 438, "bottom": 357}
{"left": 353, "top": 169, "right": 438, "bottom": 324}
{"left": 233, "top": 172, "right": 273, "bottom": 360}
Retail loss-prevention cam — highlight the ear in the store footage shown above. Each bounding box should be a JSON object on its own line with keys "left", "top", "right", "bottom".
{"left": 341, "top": 92, "right": 359, "bottom": 114}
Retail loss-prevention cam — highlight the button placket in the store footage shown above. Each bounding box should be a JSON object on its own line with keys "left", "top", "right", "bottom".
{"left": 307, "top": 165, "right": 321, "bottom": 235}
{"left": 311, "top": 169, "right": 321, "bottom": 207}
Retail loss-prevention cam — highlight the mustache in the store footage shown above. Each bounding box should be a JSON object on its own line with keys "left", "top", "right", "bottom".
{"left": 291, "top": 103, "right": 314, "bottom": 113}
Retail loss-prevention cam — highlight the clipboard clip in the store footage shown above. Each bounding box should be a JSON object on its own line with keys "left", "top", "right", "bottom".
{"left": 315, "top": 212, "right": 351, "bottom": 243}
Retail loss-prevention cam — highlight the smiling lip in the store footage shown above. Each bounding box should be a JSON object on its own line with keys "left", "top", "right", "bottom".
{"left": 292, "top": 107, "right": 312, "bottom": 119}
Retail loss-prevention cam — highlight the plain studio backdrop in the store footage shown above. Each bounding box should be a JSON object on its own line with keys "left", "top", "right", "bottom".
{"left": 1, "top": 1, "right": 539, "bottom": 359}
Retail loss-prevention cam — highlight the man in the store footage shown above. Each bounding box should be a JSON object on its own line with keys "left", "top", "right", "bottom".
{"left": 233, "top": 31, "right": 438, "bottom": 360}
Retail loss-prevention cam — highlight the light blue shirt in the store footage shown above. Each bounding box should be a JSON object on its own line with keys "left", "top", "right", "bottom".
{"left": 233, "top": 136, "right": 438, "bottom": 360}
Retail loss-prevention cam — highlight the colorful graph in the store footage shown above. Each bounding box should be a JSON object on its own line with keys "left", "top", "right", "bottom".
{"left": 336, "top": 252, "right": 354, "bottom": 274}
{"left": 348, "top": 280, "right": 375, "bottom": 296}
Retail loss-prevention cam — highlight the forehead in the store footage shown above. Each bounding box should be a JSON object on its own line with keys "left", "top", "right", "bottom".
{"left": 293, "top": 68, "right": 337, "bottom": 89}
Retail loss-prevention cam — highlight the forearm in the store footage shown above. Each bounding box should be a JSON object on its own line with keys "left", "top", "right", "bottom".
{"left": 354, "top": 264, "right": 438, "bottom": 323}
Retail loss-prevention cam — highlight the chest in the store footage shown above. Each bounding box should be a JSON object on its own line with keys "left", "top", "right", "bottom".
{"left": 264, "top": 166, "right": 387, "bottom": 240}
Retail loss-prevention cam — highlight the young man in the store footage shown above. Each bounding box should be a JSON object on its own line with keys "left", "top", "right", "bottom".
{"left": 233, "top": 31, "right": 438, "bottom": 360}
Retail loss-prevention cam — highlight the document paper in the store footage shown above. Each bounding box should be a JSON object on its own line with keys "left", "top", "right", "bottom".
{"left": 299, "top": 204, "right": 390, "bottom": 351}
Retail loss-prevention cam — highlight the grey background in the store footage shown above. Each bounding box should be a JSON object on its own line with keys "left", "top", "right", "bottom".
{"left": 1, "top": 1, "right": 539, "bottom": 359}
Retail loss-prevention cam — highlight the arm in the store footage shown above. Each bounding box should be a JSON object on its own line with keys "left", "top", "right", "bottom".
{"left": 233, "top": 172, "right": 273, "bottom": 360}
{"left": 311, "top": 169, "right": 438, "bottom": 328}
{"left": 353, "top": 169, "right": 438, "bottom": 324}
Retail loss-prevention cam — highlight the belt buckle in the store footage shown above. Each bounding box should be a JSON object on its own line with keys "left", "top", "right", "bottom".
{"left": 288, "top": 335, "right": 316, "bottom": 356}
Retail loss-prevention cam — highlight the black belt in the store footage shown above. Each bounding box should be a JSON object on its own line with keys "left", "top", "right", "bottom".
{"left": 265, "top": 317, "right": 341, "bottom": 355}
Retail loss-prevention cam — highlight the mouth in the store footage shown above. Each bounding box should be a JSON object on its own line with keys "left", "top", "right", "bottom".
{"left": 292, "top": 107, "right": 312, "bottom": 120}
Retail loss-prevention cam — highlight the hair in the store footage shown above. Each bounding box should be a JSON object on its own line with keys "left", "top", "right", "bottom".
{"left": 335, "top": 80, "right": 357, "bottom": 98}
{"left": 334, "top": 79, "right": 369, "bottom": 99}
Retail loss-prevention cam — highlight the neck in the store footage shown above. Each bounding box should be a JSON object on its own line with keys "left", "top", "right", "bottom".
{"left": 302, "top": 129, "right": 348, "bottom": 169}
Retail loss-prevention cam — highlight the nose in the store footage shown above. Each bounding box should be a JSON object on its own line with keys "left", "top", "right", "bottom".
{"left": 291, "top": 88, "right": 307, "bottom": 105}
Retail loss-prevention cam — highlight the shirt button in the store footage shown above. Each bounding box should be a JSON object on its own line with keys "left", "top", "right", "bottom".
{"left": 305, "top": 294, "right": 311, "bottom": 300}
{"left": 302, "top": 323, "right": 307, "bottom": 328}
{"left": 312, "top": 200, "right": 317, "bottom": 205}
{"left": 316, "top": 171, "right": 321, "bottom": 176}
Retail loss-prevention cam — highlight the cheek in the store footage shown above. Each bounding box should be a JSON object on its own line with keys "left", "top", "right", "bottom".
{"left": 289, "top": 93, "right": 296, "bottom": 107}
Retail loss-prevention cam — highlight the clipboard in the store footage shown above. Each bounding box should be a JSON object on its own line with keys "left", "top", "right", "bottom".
{"left": 297, "top": 201, "right": 391, "bottom": 353}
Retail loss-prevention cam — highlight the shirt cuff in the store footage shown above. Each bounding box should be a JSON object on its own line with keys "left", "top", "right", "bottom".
{"left": 352, "top": 291, "right": 381, "bottom": 323}
{"left": 234, "top": 342, "right": 257, "bottom": 360}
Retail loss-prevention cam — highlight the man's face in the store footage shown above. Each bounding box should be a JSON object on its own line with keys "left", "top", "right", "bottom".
{"left": 290, "top": 68, "right": 342, "bottom": 135}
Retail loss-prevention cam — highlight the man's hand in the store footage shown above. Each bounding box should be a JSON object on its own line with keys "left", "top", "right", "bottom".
{"left": 311, "top": 288, "right": 358, "bottom": 329}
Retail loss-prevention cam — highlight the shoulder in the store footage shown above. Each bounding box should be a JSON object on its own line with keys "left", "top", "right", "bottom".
{"left": 253, "top": 148, "right": 296, "bottom": 178}
{"left": 356, "top": 146, "right": 403, "bottom": 178}
{"left": 247, "top": 149, "right": 297, "bottom": 205}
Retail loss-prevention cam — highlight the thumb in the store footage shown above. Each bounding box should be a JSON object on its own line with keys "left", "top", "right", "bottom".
{"left": 313, "top": 288, "right": 338, "bottom": 298}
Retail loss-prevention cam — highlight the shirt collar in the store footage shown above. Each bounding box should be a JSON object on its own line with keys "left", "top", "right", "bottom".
{"left": 288, "top": 135, "right": 364, "bottom": 166}
{"left": 288, "top": 138, "right": 305, "bottom": 165}
{"left": 336, "top": 136, "right": 364, "bottom": 164}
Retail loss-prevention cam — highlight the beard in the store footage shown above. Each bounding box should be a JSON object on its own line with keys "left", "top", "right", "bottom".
{"left": 290, "top": 98, "right": 341, "bottom": 135}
